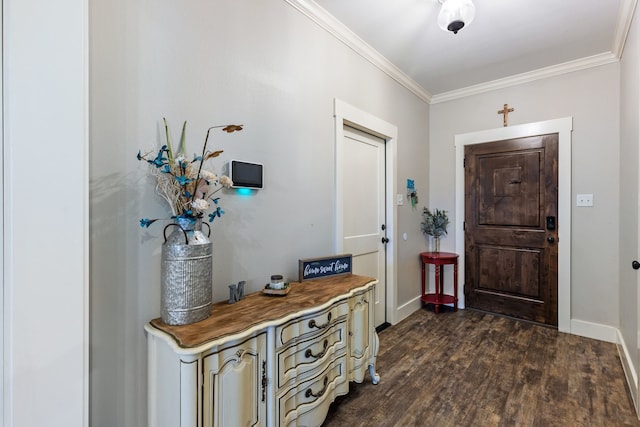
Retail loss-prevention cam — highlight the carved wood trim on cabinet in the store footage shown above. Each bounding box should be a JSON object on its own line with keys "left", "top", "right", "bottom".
{"left": 145, "top": 274, "right": 380, "bottom": 427}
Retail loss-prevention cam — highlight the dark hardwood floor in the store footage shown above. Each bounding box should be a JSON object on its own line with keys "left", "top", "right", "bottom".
{"left": 323, "top": 307, "right": 640, "bottom": 427}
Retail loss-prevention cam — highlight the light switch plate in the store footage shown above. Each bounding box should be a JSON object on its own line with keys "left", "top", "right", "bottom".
{"left": 397, "top": 194, "right": 404, "bottom": 205}
{"left": 576, "top": 194, "right": 593, "bottom": 207}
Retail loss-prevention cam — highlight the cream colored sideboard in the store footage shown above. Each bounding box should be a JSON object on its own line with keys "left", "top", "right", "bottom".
{"left": 145, "top": 274, "right": 380, "bottom": 427}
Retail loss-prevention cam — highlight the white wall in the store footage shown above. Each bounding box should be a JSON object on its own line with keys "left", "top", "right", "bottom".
{"left": 89, "top": 0, "right": 429, "bottom": 425}
{"left": 619, "top": 0, "right": 640, "bottom": 400}
{"left": 4, "top": 0, "right": 88, "bottom": 426}
{"left": 430, "top": 63, "right": 621, "bottom": 329}
{"left": 2, "top": 0, "right": 633, "bottom": 425}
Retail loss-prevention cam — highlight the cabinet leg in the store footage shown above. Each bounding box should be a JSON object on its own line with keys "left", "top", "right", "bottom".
{"left": 368, "top": 364, "right": 380, "bottom": 385}
{"left": 369, "top": 332, "right": 380, "bottom": 384}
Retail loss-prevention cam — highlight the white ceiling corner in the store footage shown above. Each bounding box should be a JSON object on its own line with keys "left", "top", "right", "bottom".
{"left": 285, "top": 0, "right": 637, "bottom": 104}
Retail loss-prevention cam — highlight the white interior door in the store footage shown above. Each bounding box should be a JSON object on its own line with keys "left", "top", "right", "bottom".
{"left": 0, "top": 5, "right": 4, "bottom": 417}
{"left": 635, "top": 65, "right": 640, "bottom": 413}
{"left": 636, "top": 139, "right": 640, "bottom": 413}
{"left": 342, "top": 126, "right": 386, "bottom": 327}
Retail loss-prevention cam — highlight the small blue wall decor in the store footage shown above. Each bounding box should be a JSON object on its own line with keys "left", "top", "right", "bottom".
{"left": 407, "top": 178, "right": 418, "bottom": 207}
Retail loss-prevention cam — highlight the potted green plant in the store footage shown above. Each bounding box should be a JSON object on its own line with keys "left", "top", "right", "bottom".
{"left": 421, "top": 208, "right": 449, "bottom": 252}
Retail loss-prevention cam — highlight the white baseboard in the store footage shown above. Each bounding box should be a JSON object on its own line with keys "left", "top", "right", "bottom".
{"left": 570, "top": 319, "right": 618, "bottom": 343}
{"left": 394, "top": 296, "right": 422, "bottom": 324}
{"left": 617, "top": 329, "right": 639, "bottom": 416}
{"left": 394, "top": 304, "right": 620, "bottom": 343}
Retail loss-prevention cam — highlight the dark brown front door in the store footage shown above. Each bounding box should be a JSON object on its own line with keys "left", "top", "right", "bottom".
{"left": 464, "top": 134, "right": 558, "bottom": 326}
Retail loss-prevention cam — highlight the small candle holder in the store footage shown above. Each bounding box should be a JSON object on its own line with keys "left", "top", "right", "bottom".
{"left": 269, "top": 274, "right": 285, "bottom": 289}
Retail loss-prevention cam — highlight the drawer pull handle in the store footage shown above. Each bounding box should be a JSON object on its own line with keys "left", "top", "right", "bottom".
{"left": 305, "top": 339, "right": 329, "bottom": 359}
{"left": 308, "top": 312, "right": 332, "bottom": 329}
{"left": 261, "top": 360, "right": 267, "bottom": 402}
{"left": 305, "top": 376, "right": 329, "bottom": 399}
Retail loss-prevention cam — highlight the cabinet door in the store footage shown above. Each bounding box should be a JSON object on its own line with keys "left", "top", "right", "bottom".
{"left": 202, "top": 333, "right": 267, "bottom": 427}
{"left": 348, "top": 288, "right": 373, "bottom": 382}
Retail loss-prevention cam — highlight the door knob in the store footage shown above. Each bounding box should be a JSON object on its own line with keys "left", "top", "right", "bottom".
{"left": 633, "top": 260, "right": 640, "bottom": 270}
{"left": 546, "top": 236, "right": 555, "bottom": 243}
{"left": 381, "top": 237, "right": 389, "bottom": 244}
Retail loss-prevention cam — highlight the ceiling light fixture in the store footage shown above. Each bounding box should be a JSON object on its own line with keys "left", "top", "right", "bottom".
{"left": 438, "top": 0, "right": 475, "bottom": 34}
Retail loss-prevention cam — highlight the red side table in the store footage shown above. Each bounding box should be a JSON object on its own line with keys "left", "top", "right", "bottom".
{"left": 420, "top": 252, "right": 459, "bottom": 313}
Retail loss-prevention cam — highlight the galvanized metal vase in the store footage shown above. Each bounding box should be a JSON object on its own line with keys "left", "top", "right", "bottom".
{"left": 161, "top": 217, "right": 213, "bottom": 325}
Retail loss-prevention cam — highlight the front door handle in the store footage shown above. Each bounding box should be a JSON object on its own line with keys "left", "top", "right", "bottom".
{"left": 633, "top": 260, "right": 640, "bottom": 270}
{"left": 547, "top": 236, "right": 555, "bottom": 244}
{"left": 381, "top": 237, "right": 389, "bottom": 244}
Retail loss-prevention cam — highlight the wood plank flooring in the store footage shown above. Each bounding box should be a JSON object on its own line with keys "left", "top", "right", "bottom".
{"left": 323, "top": 308, "right": 640, "bottom": 427}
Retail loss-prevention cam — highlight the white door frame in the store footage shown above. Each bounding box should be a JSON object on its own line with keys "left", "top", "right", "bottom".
{"left": 334, "top": 98, "right": 399, "bottom": 325}
{"left": 454, "top": 117, "right": 573, "bottom": 333}
{"left": 0, "top": 1, "right": 4, "bottom": 419}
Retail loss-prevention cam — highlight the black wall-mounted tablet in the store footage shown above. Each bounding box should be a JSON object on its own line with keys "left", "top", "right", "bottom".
{"left": 229, "top": 160, "right": 263, "bottom": 189}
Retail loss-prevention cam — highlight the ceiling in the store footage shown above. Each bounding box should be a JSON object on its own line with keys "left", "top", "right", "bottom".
{"left": 309, "top": 0, "right": 635, "bottom": 102}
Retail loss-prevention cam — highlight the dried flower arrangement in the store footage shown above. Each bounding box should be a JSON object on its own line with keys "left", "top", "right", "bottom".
{"left": 137, "top": 118, "right": 243, "bottom": 228}
{"left": 421, "top": 207, "right": 449, "bottom": 238}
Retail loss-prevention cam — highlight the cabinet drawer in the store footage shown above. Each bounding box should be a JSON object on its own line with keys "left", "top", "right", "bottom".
{"left": 276, "top": 319, "right": 347, "bottom": 390}
{"left": 278, "top": 355, "right": 349, "bottom": 427}
{"left": 276, "top": 300, "right": 349, "bottom": 348}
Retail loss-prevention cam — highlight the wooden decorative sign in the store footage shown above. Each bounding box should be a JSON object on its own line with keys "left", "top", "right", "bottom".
{"left": 298, "top": 254, "right": 352, "bottom": 282}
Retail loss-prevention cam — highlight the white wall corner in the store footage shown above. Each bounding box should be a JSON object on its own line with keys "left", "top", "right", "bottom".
{"left": 570, "top": 319, "right": 619, "bottom": 343}
{"left": 394, "top": 296, "right": 422, "bottom": 325}
{"left": 617, "top": 328, "right": 639, "bottom": 414}
{"left": 612, "top": 0, "right": 639, "bottom": 58}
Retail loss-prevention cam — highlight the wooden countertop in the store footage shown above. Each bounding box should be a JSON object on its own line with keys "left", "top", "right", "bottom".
{"left": 148, "top": 274, "right": 376, "bottom": 349}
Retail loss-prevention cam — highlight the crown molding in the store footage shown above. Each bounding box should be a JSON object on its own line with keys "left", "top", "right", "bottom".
{"left": 430, "top": 52, "right": 619, "bottom": 104}
{"left": 285, "top": 0, "right": 632, "bottom": 105}
{"left": 612, "top": 0, "right": 638, "bottom": 58}
{"left": 283, "top": 0, "right": 433, "bottom": 103}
